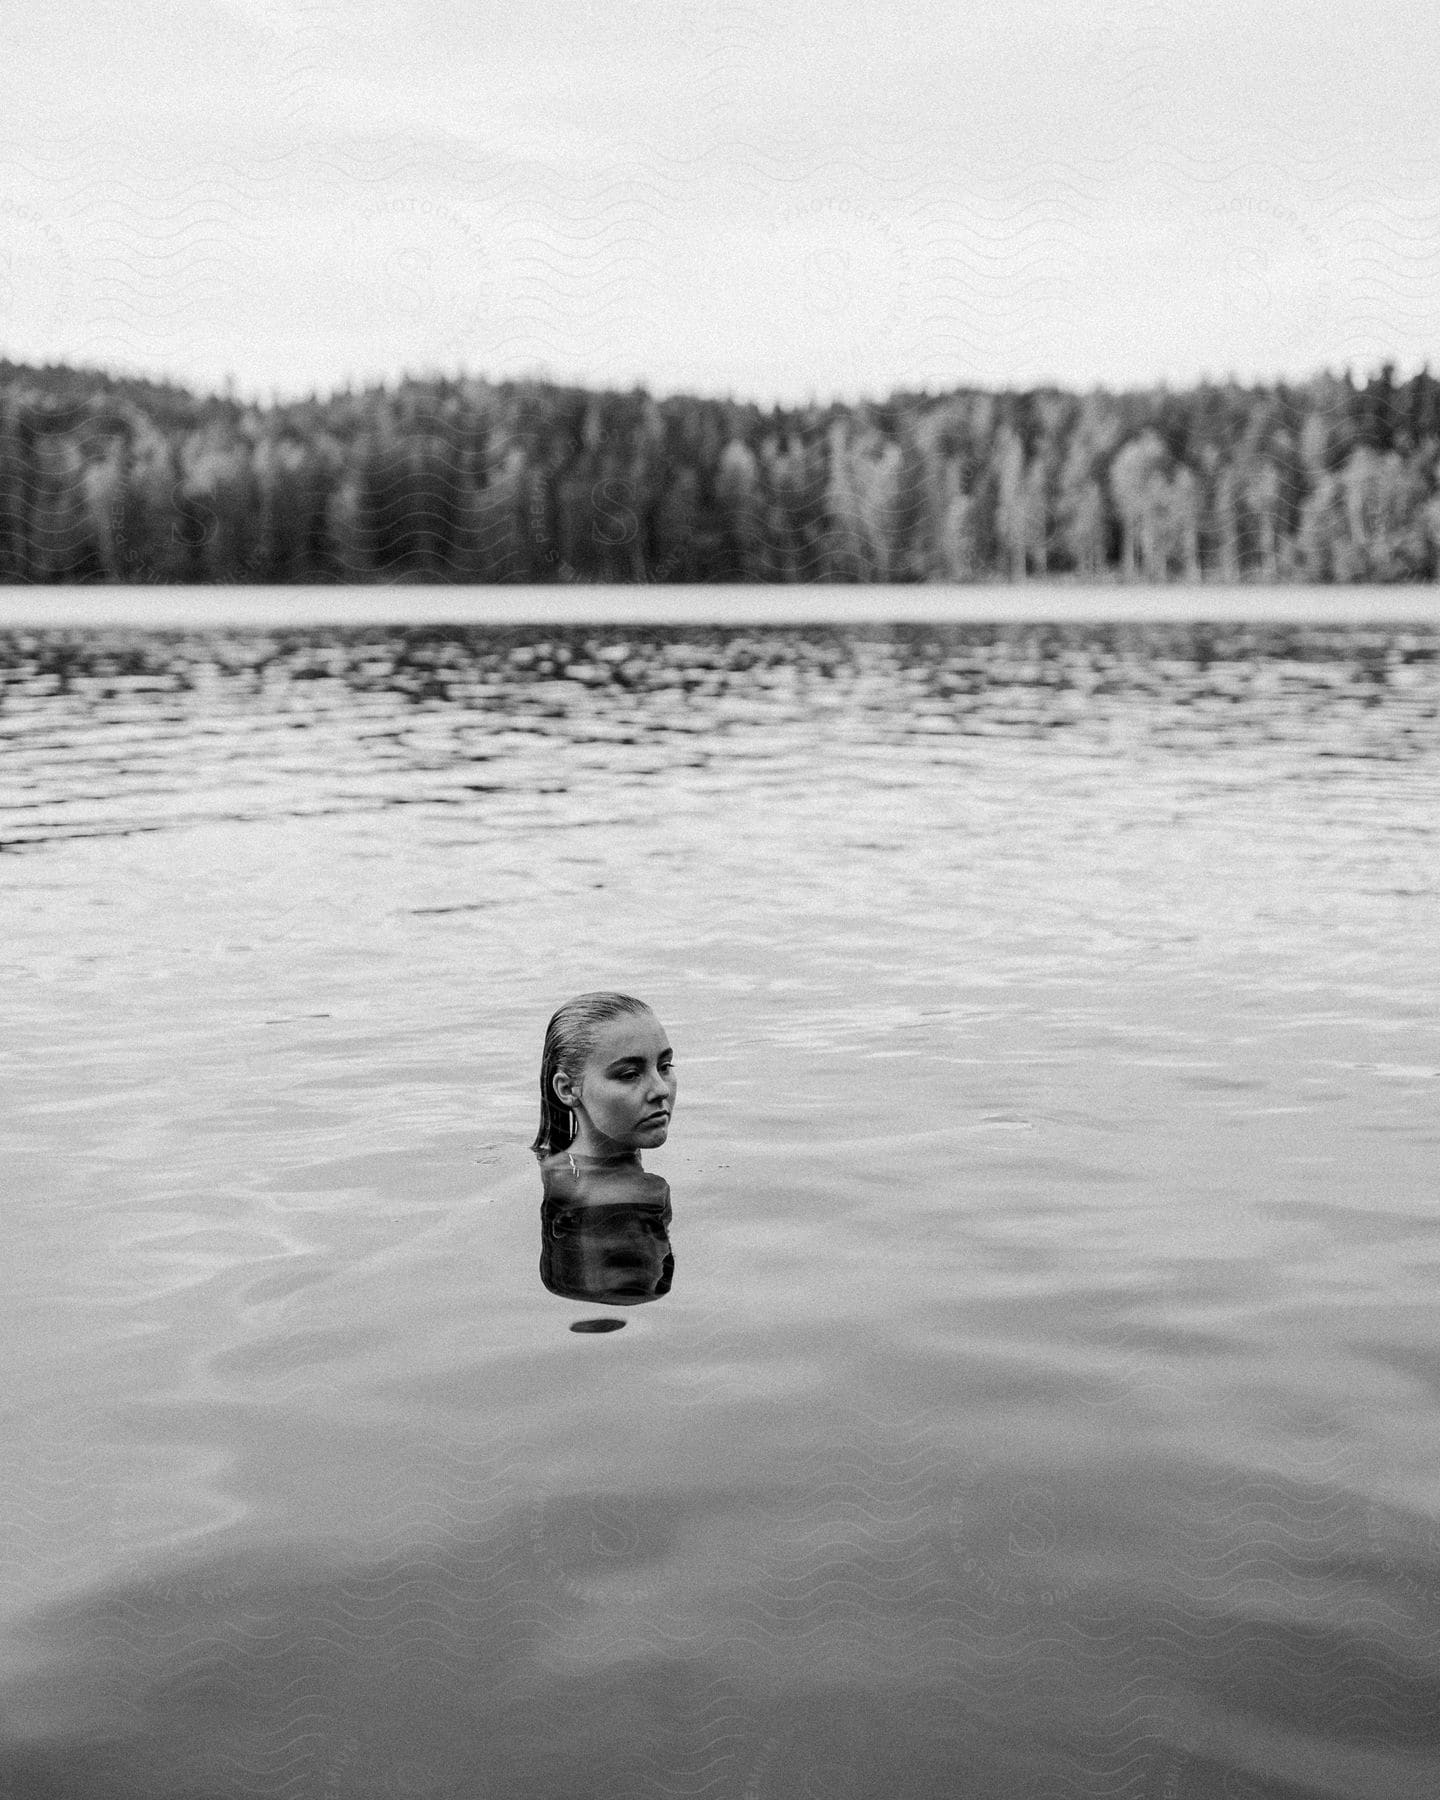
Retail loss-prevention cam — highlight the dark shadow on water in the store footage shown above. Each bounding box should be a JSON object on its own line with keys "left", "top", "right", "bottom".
{"left": 0, "top": 1499, "right": 977, "bottom": 1800}
{"left": 2, "top": 1453, "right": 1439, "bottom": 1798}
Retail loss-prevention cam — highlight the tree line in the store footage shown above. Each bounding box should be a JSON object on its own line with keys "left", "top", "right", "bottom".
{"left": 2, "top": 358, "right": 1440, "bottom": 584}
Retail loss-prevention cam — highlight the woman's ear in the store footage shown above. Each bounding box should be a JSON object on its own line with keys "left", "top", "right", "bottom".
{"left": 553, "top": 1068, "right": 580, "bottom": 1110}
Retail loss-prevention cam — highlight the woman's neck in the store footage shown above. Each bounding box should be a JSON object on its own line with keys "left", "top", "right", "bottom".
{"left": 568, "top": 1132, "right": 640, "bottom": 1167}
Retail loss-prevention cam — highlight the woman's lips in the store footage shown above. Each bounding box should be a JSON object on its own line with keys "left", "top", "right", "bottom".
{"left": 640, "top": 1113, "right": 669, "bottom": 1126}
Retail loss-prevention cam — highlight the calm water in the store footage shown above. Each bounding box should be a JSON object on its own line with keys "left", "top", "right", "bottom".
{"left": 1, "top": 612, "right": 1438, "bottom": 1799}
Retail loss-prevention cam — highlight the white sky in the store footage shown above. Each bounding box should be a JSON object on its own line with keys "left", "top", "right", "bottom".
{"left": 2, "top": 0, "right": 1438, "bottom": 402}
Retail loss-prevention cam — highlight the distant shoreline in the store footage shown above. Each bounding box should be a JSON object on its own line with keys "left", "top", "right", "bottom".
{"left": 7, "top": 363, "right": 1440, "bottom": 590}
{"left": 1, "top": 585, "right": 1437, "bottom": 630}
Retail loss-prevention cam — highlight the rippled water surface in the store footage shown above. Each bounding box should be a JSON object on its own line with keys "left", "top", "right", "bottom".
{"left": 2, "top": 615, "right": 1438, "bottom": 1799}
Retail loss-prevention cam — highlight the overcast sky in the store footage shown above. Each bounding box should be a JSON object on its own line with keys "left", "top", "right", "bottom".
{"left": 3, "top": 0, "right": 1438, "bottom": 402}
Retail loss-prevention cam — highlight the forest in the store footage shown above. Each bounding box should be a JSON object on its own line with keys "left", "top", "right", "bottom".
{"left": 2, "top": 359, "right": 1439, "bottom": 584}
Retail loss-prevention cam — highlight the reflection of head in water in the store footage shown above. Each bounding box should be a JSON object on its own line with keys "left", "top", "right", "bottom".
{"left": 540, "top": 1164, "right": 674, "bottom": 1305}
{"left": 532, "top": 992, "right": 676, "bottom": 1161}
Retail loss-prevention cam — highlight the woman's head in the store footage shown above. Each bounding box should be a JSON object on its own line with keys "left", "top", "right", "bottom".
{"left": 532, "top": 992, "right": 676, "bottom": 1158}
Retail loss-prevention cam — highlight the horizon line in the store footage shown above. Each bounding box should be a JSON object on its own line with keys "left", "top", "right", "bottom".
{"left": 2, "top": 354, "right": 1430, "bottom": 413}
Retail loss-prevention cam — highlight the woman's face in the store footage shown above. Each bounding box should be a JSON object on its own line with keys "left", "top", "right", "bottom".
{"left": 558, "top": 1012, "right": 676, "bottom": 1154}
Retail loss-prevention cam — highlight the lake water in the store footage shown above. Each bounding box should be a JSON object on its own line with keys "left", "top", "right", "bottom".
{"left": 1, "top": 600, "right": 1438, "bottom": 1799}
